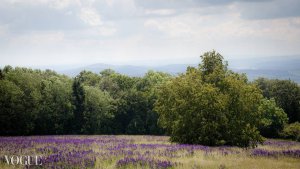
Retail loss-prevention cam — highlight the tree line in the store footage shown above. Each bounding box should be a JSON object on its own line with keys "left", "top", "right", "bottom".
{"left": 0, "top": 66, "right": 170, "bottom": 135}
{"left": 0, "top": 51, "right": 299, "bottom": 146}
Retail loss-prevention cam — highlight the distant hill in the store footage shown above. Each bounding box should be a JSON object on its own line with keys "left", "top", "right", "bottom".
{"left": 233, "top": 69, "right": 300, "bottom": 83}
{"left": 229, "top": 55, "right": 300, "bottom": 82}
{"left": 55, "top": 56, "right": 300, "bottom": 83}
{"left": 58, "top": 63, "right": 196, "bottom": 77}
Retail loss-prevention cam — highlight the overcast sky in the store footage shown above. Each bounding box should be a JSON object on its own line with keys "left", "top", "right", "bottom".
{"left": 0, "top": 0, "right": 300, "bottom": 67}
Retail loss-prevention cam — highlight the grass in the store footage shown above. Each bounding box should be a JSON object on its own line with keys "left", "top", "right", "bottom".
{"left": 0, "top": 135, "right": 299, "bottom": 169}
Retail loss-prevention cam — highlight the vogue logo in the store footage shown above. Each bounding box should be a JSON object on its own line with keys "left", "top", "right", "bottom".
{"left": 4, "top": 155, "right": 42, "bottom": 165}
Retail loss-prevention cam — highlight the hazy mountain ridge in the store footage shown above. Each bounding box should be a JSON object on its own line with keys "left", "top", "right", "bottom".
{"left": 15, "top": 56, "right": 297, "bottom": 83}
{"left": 58, "top": 64, "right": 300, "bottom": 83}
{"left": 59, "top": 63, "right": 197, "bottom": 77}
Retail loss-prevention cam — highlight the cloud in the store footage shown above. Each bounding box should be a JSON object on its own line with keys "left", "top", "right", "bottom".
{"left": 78, "top": 7, "right": 117, "bottom": 36}
{"left": 0, "top": 0, "right": 300, "bottom": 67}
{"left": 142, "top": 9, "right": 300, "bottom": 57}
{"left": 79, "top": 8, "right": 103, "bottom": 26}
{"left": 93, "top": 0, "right": 138, "bottom": 21}
{"left": 145, "top": 9, "right": 176, "bottom": 16}
{"left": 0, "top": 1, "right": 84, "bottom": 31}
{"left": 0, "top": 25, "right": 8, "bottom": 37}
{"left": 0, "top": 0, "right": 117, "bottom": 37}
{"left": 144, "top": 18, "right": 193, "bottom": 38}
{"left": 98, "top": 26, "right": 117, "bottom": 36}
{"left": 236, "top": 0, "right": 300, "bottom": 20}
{"left": 50, "top": 0, "right": 74, "bottom": 9}
{"left": 10, "top": 31, "right": 65, "bottom": 45}
{"left": 136, "top": 0, "right": 300, "bottom": 20}
{"left": 134, "top": 0, "right": 270, "bottom": 10}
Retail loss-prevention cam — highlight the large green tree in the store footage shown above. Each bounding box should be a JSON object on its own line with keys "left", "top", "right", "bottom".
{"left": 155, "top": 51, "right": 264, "bottom": 147}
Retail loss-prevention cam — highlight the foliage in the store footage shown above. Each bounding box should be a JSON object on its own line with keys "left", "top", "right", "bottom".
{"left": 258, "top": 98, "right": 288, "bottom": 138}
{"left": 81, "top": 86, "right": 115, "bottom": 134}
{"left": 0, "top": 67, "right": 74, "bottom": 135}
{"left": 72, "top": 77, "right": 85, "bottom": 134}
{"left": 280, "top": 122, "right": 300, "bottom": 141}
{"left": 35, "top": 75, "right": 73, "bottom": 134}
{"left": 0, "top": 80, "right": 25, "bottom": 135}
{"left": 155, "top": 51, "right": 264, "bottom": 147}
{"left": 0, "top": 65, "right": 171, "bottom": 135}
{"left": 255, "top": 78, "right": 300, "bottom": 123}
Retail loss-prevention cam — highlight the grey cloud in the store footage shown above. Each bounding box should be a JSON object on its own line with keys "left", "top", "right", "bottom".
{"left": 93, "top": 1, "right": 142, "bottom": 21}
{"left": 0, "top": 0, "right": 299, "bottom": 36}
{"left": 134, "top": 0, "right": 271, "bottom": 9}
{"left": 1, "top": 0, "right": 293, "bottom": 35}
{"left": 0, "top": 2, "right": 86, "bottom": 32}
{"left": 238, "top": 0, "right": 300, "bottom": 20}
{"left": 134, "top": 0, "right": 300, "bottom": 20}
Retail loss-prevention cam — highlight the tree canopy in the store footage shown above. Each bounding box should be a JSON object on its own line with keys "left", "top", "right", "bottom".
{"left": 0, "top": 66, "right": 170, "bottom": 136}
{"left": 155, "top": 51, "right": 267, "bottom": 147}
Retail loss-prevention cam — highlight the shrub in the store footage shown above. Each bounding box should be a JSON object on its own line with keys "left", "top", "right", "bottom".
{"left": 281, "top": 122, "right": 300, "bottom": 141}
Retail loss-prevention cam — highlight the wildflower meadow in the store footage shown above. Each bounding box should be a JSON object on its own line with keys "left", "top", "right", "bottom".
{"left": 0, "top": 135, "right": 299, "bottom": 169}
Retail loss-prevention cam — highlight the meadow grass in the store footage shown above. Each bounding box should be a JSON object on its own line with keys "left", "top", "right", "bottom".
{"left": 0, "top": 135, "right": 299, "bottom": 169}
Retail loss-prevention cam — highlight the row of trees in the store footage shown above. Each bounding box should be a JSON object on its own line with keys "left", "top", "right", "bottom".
{"left": 0, "top": 51, "right": 299, "bottom": 146}
{"left": 0, "top": 66, "right": 170, "bottom": 135}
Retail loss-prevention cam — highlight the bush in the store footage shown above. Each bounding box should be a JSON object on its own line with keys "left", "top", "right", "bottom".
{"left": 281, "top": 122, "right": 300, "bottom": 141}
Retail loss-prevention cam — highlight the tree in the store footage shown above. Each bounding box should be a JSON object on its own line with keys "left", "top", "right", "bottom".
{"left": 0, "top": 69, "right": 4, "bottom": 80}
{"left": 76, "top": 70, "right": 101, "bottom": 87}
{"left": 255, "top": 78, "right": 300, "bottom": 123}
{"left": 3, "top": 67, "right": 43, "bottom": 135}
{"left": 0, "top": 80, "right": 25, "bottom": 135}
{"left": 113, "top": 89, "right": 148, "bottom": 134}
{"left": 155, "top": 68, "right": 228, "bottom": 145}
{"left": 0, "top": 67, "right": 76, "bottom": 135}
{"left": 81, "top": 86, "right": 115, "bottom": 134}
{"left": 72, "top": 77, "right": 85, "bottom": 134}
{"left": 34, "top": 76, "right": 73, "bottom": 134}
{"left": 155, "top": 51, "right": 264, "bottom": 147}
{"left": 136, "top": 71, "right": 172, "bottom": 135}
{"left": 258, "top": 98, "right": 288, "bottom": 138}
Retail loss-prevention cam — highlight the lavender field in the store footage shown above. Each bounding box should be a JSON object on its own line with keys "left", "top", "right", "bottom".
{"left": 0, "top": 136, "right": 299, "bottom": 169}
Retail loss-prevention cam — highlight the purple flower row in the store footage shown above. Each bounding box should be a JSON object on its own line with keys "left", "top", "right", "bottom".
{"left": 251, "top": 149, "right": 300, "bottom": 158}
{"left": 116, "top": 156, "right": 174, "bottom": 169}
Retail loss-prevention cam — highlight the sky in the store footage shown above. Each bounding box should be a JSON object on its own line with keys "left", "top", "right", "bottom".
{"left": 0, "top": 0, "right": 300, "bottom": 67}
